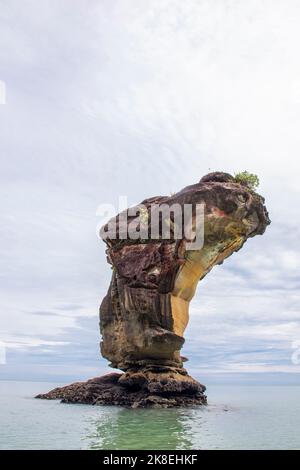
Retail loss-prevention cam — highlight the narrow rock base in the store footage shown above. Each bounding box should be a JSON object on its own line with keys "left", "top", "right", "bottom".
{"left": 36, "top": 369, "right": 207, "bottom": 408}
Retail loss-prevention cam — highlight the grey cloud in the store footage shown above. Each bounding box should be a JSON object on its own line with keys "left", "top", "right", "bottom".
{"left": 0, "top": 0, "right": 300, "bottom": 381}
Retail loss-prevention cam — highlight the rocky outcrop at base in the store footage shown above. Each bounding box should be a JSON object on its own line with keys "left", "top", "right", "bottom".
{"left": 36, "top": 370, "right": 207, "bottom": 408}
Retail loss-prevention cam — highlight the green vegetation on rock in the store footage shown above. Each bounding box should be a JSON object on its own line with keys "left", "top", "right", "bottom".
{"left": 234, "top": 171, "right": 260, "bottom": 191}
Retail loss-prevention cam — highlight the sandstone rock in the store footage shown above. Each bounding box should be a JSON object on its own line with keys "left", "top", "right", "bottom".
{"left": 99, "top": 172, "right": 270, "bottom": 372}
{"left": 37, "top": 172, "right": 270, "bottom": 407}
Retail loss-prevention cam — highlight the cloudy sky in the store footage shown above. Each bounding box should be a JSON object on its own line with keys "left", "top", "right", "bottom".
{"left": 0, "top": 0, "right": 300, "bottom": 384}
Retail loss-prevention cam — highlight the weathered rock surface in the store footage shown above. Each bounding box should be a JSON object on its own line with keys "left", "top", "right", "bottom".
{"left": 37, "top": 172, "right": 270, "bottom": 407}
{"left": 36, "top": 371, "right": 207, "bottom": 408}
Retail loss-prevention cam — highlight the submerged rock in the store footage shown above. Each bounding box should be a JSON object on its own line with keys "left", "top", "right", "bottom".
{"left": 37, "top": 172, "right": 270, "bottom": 407}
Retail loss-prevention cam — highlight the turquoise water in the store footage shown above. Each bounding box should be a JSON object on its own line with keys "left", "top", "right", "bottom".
{"left": 0, "top": 381, "right": 299, "bottom": 449}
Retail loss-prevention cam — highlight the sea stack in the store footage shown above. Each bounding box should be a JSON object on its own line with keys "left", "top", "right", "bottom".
{"left": 37, "top": 172, "right": 270, "bottom": 407}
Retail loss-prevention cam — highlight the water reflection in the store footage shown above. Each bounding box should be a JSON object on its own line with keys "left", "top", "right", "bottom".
{"left": 85, "top": 407, "right": 205, "bottom": 450}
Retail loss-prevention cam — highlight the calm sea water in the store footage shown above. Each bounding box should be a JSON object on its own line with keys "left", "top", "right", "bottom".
{"left": 0, "top": 381, "right": 299, "bottom": 450}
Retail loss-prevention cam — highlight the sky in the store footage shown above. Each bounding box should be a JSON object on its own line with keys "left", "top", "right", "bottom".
{"left": 0, "top": 0, "right": 300, "bottom": 384}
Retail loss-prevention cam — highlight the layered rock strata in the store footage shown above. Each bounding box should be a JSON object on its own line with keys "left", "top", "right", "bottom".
{"left": 37, "top": 172, "right": 270, "bottom": 407}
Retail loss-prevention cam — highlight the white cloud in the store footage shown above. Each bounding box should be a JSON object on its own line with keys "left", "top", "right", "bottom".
{"left": 0, "top": 0, "right": 299, "bottom": 379}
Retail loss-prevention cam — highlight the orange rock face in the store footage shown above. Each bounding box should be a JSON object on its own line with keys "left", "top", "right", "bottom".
{"left": 100, "top": 172, "right": 270, "bottom": 378}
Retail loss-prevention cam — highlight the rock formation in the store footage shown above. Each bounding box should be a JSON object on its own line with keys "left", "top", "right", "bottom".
{"left": 37, "top": 172, "right": 270, "bottom": 407}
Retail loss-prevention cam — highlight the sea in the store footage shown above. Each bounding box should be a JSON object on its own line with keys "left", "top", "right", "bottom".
{"left": 0, "top": 381, "right": 299, "bottom": 450}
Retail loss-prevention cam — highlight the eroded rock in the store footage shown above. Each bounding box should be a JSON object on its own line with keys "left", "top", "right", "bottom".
{"left": 37, "top": 172, "right": 270, "bottom": 407}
